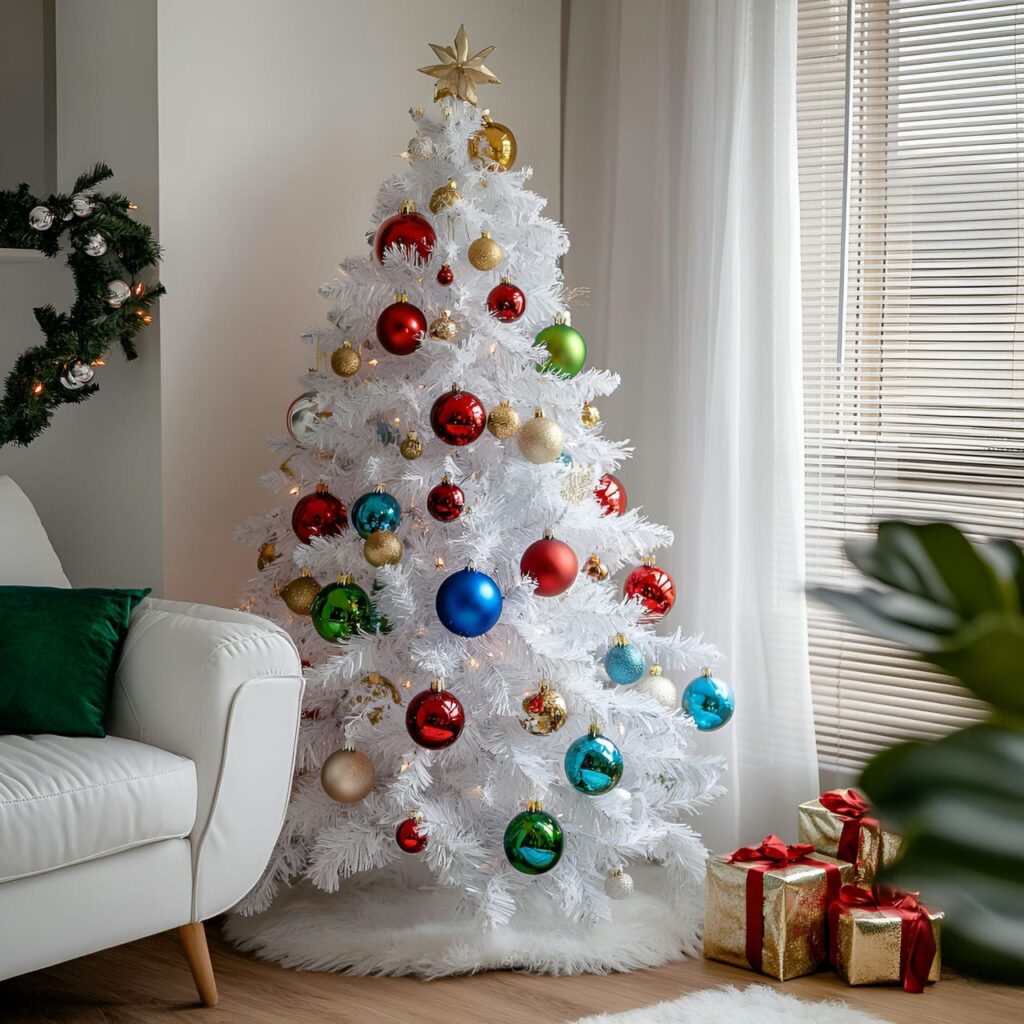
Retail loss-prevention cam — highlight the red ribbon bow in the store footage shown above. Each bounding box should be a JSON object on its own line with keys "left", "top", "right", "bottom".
{"left": 819, "top": 789, "right": 881, "bottom": 867}
{"left": 727, "top": 835, "right": 841, "bottom": 973}
{"left": 828, "top": 883, "right": 937, "bottom": 993}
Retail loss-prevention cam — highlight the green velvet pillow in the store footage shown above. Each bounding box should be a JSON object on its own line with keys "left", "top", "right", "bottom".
{"left": 0, "top": 586, "right": 150, "bottom": 737}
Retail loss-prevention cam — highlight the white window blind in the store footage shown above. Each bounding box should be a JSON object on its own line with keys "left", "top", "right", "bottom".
{"left": 797, "top": 0, "right": 1024, "bottom": 771}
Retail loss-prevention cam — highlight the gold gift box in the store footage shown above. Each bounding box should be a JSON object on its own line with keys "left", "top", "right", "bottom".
{"left": 798, "top": 794, "right": 901, "bottom": 885}
{"left": 703, "top": 852, "right": 853, "bottom": 980}
{"left": 834, "top": 906, "right": 943, "bottom": 986}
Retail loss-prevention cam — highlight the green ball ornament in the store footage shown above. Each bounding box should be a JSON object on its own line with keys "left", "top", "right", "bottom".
{"left": 534, "top": 317, "right": 587, "bottom": 378}
{"left": 310, "top": 575, "right": 377, "bottom": 643}
{"left": 503, "top": 801, "right": 564, "bottom": 875}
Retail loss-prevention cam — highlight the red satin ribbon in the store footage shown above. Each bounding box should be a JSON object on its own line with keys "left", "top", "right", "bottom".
{"left": 828, "top": 883, "right": 937, "bottom": 993}
{"left": 728, "top": 834, "right": 842, "bottom": 973}
{"left": 820, "top": 789, "right": 880, "bottom": 866}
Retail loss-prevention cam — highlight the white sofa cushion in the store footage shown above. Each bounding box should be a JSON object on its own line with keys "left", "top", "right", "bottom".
{"left": 0, "top": 476, "right": 71, "bottom": 588}
{"left": 0, "top": 734, "right": 197, "bottom": 883}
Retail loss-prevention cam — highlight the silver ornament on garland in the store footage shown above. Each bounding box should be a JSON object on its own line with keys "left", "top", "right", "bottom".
{"left": 70, "top": 192, "right": 95, "bottom": 217}
{"left": 59, "top": 360, "right": 95, "bottom": 391}
{"left": 105, "top": 280, "right": 132, "bottom": 308}
{"left": 29, "top": 206, "right": 54, "bottom": 231}
{"left": 82, "top": 232, "right": 107, "bottom": 257}
{"left": 605, "top": 866, "right": 634, "bottom": 900}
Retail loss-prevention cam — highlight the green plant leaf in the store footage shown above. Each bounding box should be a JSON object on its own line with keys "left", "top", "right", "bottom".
{"left": 932, "top": 613, "right": 1024, "bottom": 715}
{"left": 981, "top": 539, "right": 1024, "bottom": 610}
{"left": 808, "top": 585, "right": 948, "bottom": 651}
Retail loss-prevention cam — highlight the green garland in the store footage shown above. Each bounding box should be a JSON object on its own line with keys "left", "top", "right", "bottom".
{"left": 0, "top": 163, "right": 163, "bottom": 447}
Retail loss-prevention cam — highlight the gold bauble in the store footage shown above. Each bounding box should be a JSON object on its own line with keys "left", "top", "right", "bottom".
{"left": 429, "top": 178, "right": 462, "bottom": 214}
{"left": 400, "top": 430, "right": 424, "bottom": 460}
{"left": 320, "top": 748, "right": 375, "bottom": 804}
{"left": 561, "top": 462, "right": 595, "bottom": 504}
{"left": 364, "top": 529, "right": 404, "bottom": 567}
{"left": 468, "top": 112, "right": 517, "bottom": 171}
{"left": 518, "top": 409, "right": 563, "bottom": 464}
{"left": 429, "top": 309, "right": 459, "bottom": 341}
{"left": 281, "top": 571, "right": 322, "bottom": 615}
{"left": 331, "top": 341, "right": 361, "bottom": 378}
{"left": 582, "top": 554, "right": 610, "bottom": 581}
{"left": 487, "top": 399, "right": 520, "bottom": 439}
{"left": 356, "top": 671, "right": 402, "bottom": 725}
{"left": 257, "top": 542, "right": 278, "bottom": 571}
{"left": 581, "top": 401, "right": 600, "bottom": 428}
{"left": 468, "top": 231, "right": 503, "bottom": 271}
{"left": 520, "top": 680, "right": 568, "bottom": 736}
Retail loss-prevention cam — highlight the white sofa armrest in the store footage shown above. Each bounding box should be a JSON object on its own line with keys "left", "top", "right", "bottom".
{"left": 107, "top": 598, "right": 303, "bottom": 920}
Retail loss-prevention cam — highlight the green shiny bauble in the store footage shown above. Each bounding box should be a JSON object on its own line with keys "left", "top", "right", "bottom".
{"left": 503, "top": 804, "right": 564, "bottom": 875}
{"left": 310, "top": 577, "right": 376, "bottom": 643}
{"left": 534, "top": 321, "right": 587, "bottom": 378}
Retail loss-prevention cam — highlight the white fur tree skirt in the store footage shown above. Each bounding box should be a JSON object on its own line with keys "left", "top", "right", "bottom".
{"left": 224, "top": 866, "right": 702, "bottom": 978}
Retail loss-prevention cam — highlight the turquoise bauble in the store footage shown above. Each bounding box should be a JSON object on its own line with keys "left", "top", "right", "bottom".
{"left": 310, "top": 578, "right": 376, "bottom": 643}
{"left": 534, "top": 321, "right": 587, "bottom": 378}
{"left": 682, "top": 670, "right": 735, "bottom": 731}
{"left": 564, "top": 729, "right": 623, "bottom": 795}
{"left": 604, "top": 636, "right": 645, "bottom": 685}
{"left": 503, "top": 805, "right": 564, "bottom": 875}
{"left": 351, "top": 489, "right": 401, "bottom": 539}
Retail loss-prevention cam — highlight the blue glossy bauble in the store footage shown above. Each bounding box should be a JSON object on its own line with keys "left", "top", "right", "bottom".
{"left": 376, "top": 420, "right": 399, "bottom": 444}
{"left": 435, "top": 568, "right": 502, "bottom": 638}
{"left": 604, "top": 641, "right": 645, "bottom": 685}
{"left": 556, "top": 450, "right": 573, "bottom": 467}
{"left": 564, "top": 731, "right": 623, "bottom": 795}
{"left": 351, "top": 489, "right": 401, "bottom": 539}
{"left": 681, "top": 672, "right": 735, "bottom": 731}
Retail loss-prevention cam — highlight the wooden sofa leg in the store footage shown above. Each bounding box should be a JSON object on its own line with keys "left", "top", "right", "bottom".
{"left": 178, "top": 921, "right": 219, "bottom": 1007}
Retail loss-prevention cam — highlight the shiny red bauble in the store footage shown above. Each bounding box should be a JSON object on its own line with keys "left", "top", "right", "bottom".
{"left": 436, "top": 263, "right": 454, "bottom": 286}
{"left": 291, "top": 487, "right": 348, "bottom": 543}
{"left": 487, "top": 279, "right": 526, "bottom": 322}
{"left": 406, "top": 684, "right": 465, "bottom": 749}
{"left": 595, "top": 473, "right": 627, "bottom": 517}
{"left": 520, "top": 536, "right": 579, "bottom": 597}
{"left": 373, "top": 207, "right": 436, "bottom": 264}
{"left": 624, "top": 560, "right": 676, "bottom": 622}
{"left": 427, "top": 476, "right": 465, "bottom": 522}
{"left": 430, "top": 388, "right": 486, "bottom": 446}
{"left": 376, "top": 296, "right": 427, "bottom": 356}
{"left": 395, "top": 816, "right": 428, "bottom": 853}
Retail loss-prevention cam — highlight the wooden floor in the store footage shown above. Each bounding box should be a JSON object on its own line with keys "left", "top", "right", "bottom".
{"left": 1, "top": 922, "right": 1019, "bottom": 1024}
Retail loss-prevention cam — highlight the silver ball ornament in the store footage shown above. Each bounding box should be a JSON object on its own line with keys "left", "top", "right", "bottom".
{"left": 82, "top": 232, "right": 108, "bottom": 257}
{"left": 634, "top": 666, "right": 677, "bottom": 711}
{"left": 70, "top": 192, "right": 95, "bottom": 217}
{"left": 59, "top": 360, "right": 95, "bottom": 391}
{"left": 105, "top": 280, "right": 132, "bottom": 308}
{"left": 407, "top": 134, "right": 434, "bottom": 161}
{"left": 29, "top": 206, "right": 54, "bottom": 231}
{"left": 605, "top": 867, "right": 634, "bottom": 900}
{"left": 286, "top": 390, "right": 322, "bottom": 443}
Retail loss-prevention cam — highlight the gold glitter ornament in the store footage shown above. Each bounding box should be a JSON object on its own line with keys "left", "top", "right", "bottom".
{"left": 418, "top": 24, "right": 500, "bottom": 107}
{"left": 520, "top": 680, "right": 568, "bottom": 735}
{"left": 355, "top": 671, "right": 402, "bottom": 725}
{"left": 281, "top": 569, "right": 322, "bottom": 615}
{"left": 429, "top": 309, "right": 459, "bottom": 341}
{"left": 400, "top": 430, "right": 424, "bottom": 460}
{"left": 364, "top": 529, "right": 404, "bottom": 567}
{"left": 429, "top": 178, "right": 462, "bottom": 213}
{"left": 518, "top": 409, "right": 563, "bottom": 464}
{"left": 320, "top": 747, "right": 375, "bottom": 803}
{"left": 257, "top": 542, "right": 278, "bottom": 571}
{"left": 487, "top": 399, "right": 520, "bottom": 439}
{"left": 581, "top": 401, "right": 600, "bottom": 428}
{"left": 330, "top": 341, "right": 361, "bottom": 377}
{"left": 467, "top": 231, "right": 503, "bottom": 271}
{"left": 468, "top": 111, "right": 517, "bottom": 171}
{"left": 582, "top": 554, "right": 609, "bottom": 581}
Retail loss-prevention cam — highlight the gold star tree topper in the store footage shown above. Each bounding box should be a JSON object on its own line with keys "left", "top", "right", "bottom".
{"left": 419, "top": 24, "right": 500, "bottom": 106}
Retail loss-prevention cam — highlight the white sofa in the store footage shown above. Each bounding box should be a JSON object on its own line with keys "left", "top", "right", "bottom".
{"left": 0, "top": 477, "right": 304, "bottom": 1005}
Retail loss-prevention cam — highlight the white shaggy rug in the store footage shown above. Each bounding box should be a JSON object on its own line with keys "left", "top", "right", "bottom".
{"left": 573, "top": 985, "right": 892, "bottom": 1024}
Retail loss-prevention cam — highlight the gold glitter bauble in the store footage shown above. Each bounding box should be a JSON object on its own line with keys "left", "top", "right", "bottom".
{"left": 518, "top": 409, "right": 563, "bottom": 464}
{"left": 468, "top": 231, "right": 503, "bottom": 271}
{"left": 520, "top": 680, "right": 568, "bottom": 735}
{"left": 281, "top": 571, "right": 322, "bottom": 615}
{"left": 320, "top": 748, "right": 375, "bottom": 804}
{"left": 582, "top": 554, "right": 609, "bottom": 581}
{"left": 487, "top": 399, "right": 520, "bottom": 439}
{"left": 400, "top": 430, "right": 424, "bottom": 460}
{"left": 429, "top": 309, "right": 459, "bottom": 341}
{"left": 257, "top": 542, "right": 278, "bottom": 571}
{"left": 429, "top": 178, "right": 462, "bottom": 213}
{"left": 364, "top": 529, "right": 404, "bottom": 567}
{"left": 331, "top": 341, "right": 361, "bottom": 377}
{"left": 468, "top": 112, "right": 518, "bottom": 171}
{"left": 581, "top": 401, "right": 600, "bottom": 428}
{"left": 356, "top": 671, "right": 402, "bottom": 725}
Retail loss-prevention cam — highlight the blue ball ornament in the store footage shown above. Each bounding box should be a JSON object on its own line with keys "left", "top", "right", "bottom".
{"left": 564, "top": 727, "right": 623, "bottom": 795}
{"left": 681, "top": 669, "right": 735, "bottom": 730}
{"left": 604, "top": 635, "right": 645, "bottom": 685}
{"left": 351, "top": 488, "right": 401, "bottom": 539}
{"left": 436, "top": 566, "right": 502, "bottom": 638}
{"left": 556, "top": 450, "right": 573, "bottom": 467}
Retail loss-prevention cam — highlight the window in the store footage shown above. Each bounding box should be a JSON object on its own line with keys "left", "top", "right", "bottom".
{"left": 797, "top": 0, "right": 1024, "bottom": 773}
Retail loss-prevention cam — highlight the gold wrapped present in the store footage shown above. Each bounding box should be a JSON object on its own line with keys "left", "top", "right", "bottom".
{"left": 703, "top": 834, "right": 854, "bottom": 980}
{"left": 798, "top": 789, "right": 901, "bottom": 885}
{"left": 829, "top": 884, "right": 942, "bottom": 991}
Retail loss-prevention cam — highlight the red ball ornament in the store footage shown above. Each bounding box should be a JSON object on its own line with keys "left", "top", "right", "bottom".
{"left": 595, "top": 473, "right": 627, "bottom": 517}
{"left": 373, "top": 201, "right": 436, "bottom": 264}
{"left": 427, "top": 474, "right": 465, "bottom": 522}
{"left": 406, "top": 680, "right": 465, "bottom": 749}
{"left": 624, "top": 557, "right": 676, "bottom": 622}
{"left": 520, "top": 534, "right": 579, "bottom": 597}
{"left": 487, "top": 278, "right": 526, "bottom": 322}
{"left": 292, "top": 483, "right": 348, "bottom": 543}
{"left": 395, "top": 814, "right": 428, "bottom": 854}
{"left": 430, "top": 387, "right": 486, "bottom": 446}
{"left": 436, "top": 263, "right": 454, "bottom": 286}
{"left": 376, "top": 293, "right": 427, "bottom": 356}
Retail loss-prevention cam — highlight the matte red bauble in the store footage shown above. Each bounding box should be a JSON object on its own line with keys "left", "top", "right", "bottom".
{"left": 395, "top": 815, "right": 428, "bottom": 854}
{"left": 430, "top": 388, "right": 486, "bottom": 446}
{"left": 292, "top": 484, "right": 348, "bottom": 543}
{"left": 595, "top": 473, "right": 627, "bottom": 517}
{"left": 427, "top": 474, "right": 465, "bottom": 522}
{"left": 406, "top": 680, "right": 465, "bottom": 749}
{"left": 376, "top": 293, "right": 426, "bottom": 356}
{"left": 373, "top": 201, "right": 436, "bottom": 264}
{"left": 487, "top": 278, "right": 526, "bottom": 322}
{"left": 624, "top": 557, "right": 676, "bottom": 622}
{"left": 520, "top": 535, "right": 579, "bottom": 597}
{"left": 436, "top": 263, "right": 454, "bottom": 286}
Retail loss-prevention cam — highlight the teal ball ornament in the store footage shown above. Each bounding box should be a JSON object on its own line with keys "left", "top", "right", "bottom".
{"left": 682, "top": 669, "right": 735, "bottom": 731}
{"left": 503, "top": 802, "right": 564, "bottom": 875}
{"left": 564, "top": 727, "right": 623, "bottom": 795}
{"left": 534, "top": 318, "right": 587, "bottom": 378}
{"left": 310, "top": 576, "right": 376, "bottom": 643}
{"left": 351, "top": 488, "right": 401, "bottom": 539}
{"left": 604, "top": 635, "right": 645, "bottom": 685}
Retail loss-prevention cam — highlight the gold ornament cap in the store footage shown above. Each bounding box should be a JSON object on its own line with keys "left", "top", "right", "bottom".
{"left": 399, "top": 198, "right": 416, "bottom": 214}
{"left": 649, "top": 664, "right": 664, "bottom": 677}
{"left": 527, "top": 798, "right": 543, "bottom": 812}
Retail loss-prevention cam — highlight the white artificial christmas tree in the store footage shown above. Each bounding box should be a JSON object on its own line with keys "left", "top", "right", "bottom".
{"left": 228, "top": 27, "right": 728, "bottom": 976}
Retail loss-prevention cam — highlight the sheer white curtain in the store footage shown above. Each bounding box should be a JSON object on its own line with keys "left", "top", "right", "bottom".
{"left": 563, "top": 0, "right": 817, "bottom": 851}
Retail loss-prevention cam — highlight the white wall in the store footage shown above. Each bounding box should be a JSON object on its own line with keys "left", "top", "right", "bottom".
{"left": 157, "top": 0, "right": 563, "bottom": 607}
